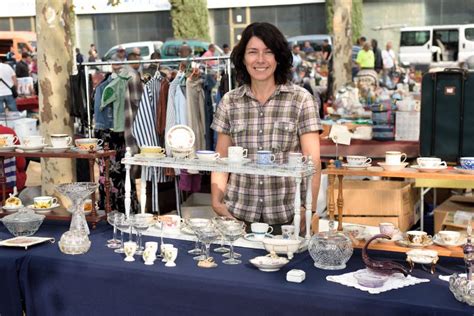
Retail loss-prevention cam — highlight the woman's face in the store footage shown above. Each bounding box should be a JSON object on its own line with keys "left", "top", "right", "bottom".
{"left": 244, "top": 36, "right": 277, "bottom": 85}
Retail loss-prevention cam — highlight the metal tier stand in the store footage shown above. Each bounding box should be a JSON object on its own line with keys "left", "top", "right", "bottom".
{"left": 122, "top": 148, "right": 316, "bottom": 240}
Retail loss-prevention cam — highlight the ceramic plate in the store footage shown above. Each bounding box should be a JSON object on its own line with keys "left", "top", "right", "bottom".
{"left": 243, "top": 233, "right": 274, "bottom": 242}
{"left": 27, "top": 203, "right": 60, "bottom": 213}
{"left": 16, "top": 144, "right": 46, "bottom": 152}
{"left": 454, "top": 167, "right": 474, "bottom": 175}
{"left": 0, "top": 146, "right": 16, "bottom": 152}
{"left": 249, "top": 255, "right": 289, "bottom": 272}
{"left": 433, "top": 235, "right": 466, "bottom": 247}
{"left": 2, "top": 204, "right": 23, "bottom": 212}
{"left": 134, "top": 153, "right": 166, "bottom": 159}
{"left": 342, "top": 163, "right": 371, "bottom": 170}
{"left": 411, "top": 165, "right": 447, "bottom": 173}
{"left": 166, "top": 125, "right": 195, "bottom": 149}
{"left": 377, "top": 162, "right": 409, "bottom": 171}
{"left": 43, "top": 146, "right": 71, "bottom": 153}
{"left": 395, "top": 238, "right": 433, "bottom": 248}
{"left": 217, "top": 158, "right": 252, "bottom": 165}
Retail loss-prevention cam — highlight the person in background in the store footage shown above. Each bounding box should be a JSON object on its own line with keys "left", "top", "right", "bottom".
{"left": 0, "top": 59, "right": 18, "bottom": 113}
{"left": 302, "top": 41, "right": 314, "bottom": 54}
{"left": 75, "top": 48, "right": 84, "bottom": 64}
{"left": 5, "top": 46, "right": 16, "bottom": 68}
{"left": 15, "top": 52, "right": 31, "bottom": 78}
{"left": 352, "top": 36, "right": 366, "bottom": 78}
{"left": 0, "top": 124, "right": 26, "bottom": 196}
{"left": 321, "top": 39, "right": 332, "bottom": 61}
{"left": 223, "top": 44, "right": 231, "bottom": 56}
{"left": 291, "top": 44, "right": 303, "bottom": 82}
{"left": 88, "top": 44, "right": 98, "bottom": 62}
{"left": 372, "top": 39, "right": 383, "bottom": 73}
{"left": 382, "top": 41, "right": 397, "bottom": 87}
{"left": 356, "top": 41, "right": 375, "bottom": 70}
{"left": 202, "top": 43, "right": 218, "bottom": 67}
{"left": 115, "top": 46, "right": 127, "bottom": 62}
{"left": 211, "top": 22, "right": 322, "bottom": 234}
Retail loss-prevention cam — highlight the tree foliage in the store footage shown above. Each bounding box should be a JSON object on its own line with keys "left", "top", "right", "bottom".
{"left": 326, "top": 0, "right": 363, "bottom": 43}
{"left": 170, "top": 0, "right": 210, "bottom": 41}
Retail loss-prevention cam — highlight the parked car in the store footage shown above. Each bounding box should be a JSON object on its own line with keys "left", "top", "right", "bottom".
{"left": 160, "top": 39, "right": 223, "bottom": 59}
{"left": 286, "top": 34, "right": 332, "bottom": 52}
{"left": 102, "top": 41, "right": 163, "bottom": 61}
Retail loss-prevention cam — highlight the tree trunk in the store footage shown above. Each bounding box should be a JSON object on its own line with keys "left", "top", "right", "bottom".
{"left": 332, "top": 0, "right": 353, "bottom": 97}
{"left": 36, "top": 0, "right": 76, "bottom": 196}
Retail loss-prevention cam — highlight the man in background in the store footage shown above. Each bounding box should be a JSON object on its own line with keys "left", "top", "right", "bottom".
{"left": 321, "top": 39, "right": 332, "bottom": 61}
{"left": 202, "top": 43, "right": 218, "bottom": 67}
{"left": 0, "top": 59, "right": 18, "bottom": 113}
{"left": 15, "top": 52, "right": 31, "bottom": 78}
{"left": 382, "top": 41, "right": 397, "bottom": 87}
{"left": 222, "top": 44, "right": 231, "bottom": 56}
{"left": 75, "top": 48, "right": 84, "bottom": 64}
{"left": 302, "top": 41, "right": 314, "bottom": 54}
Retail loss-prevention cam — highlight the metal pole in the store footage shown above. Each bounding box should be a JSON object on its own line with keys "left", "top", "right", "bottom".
{"left": 83, "top": 64, "right": 92, "bottom": 137}
{"left": 227, "top": 58, "right": 232, "bottom": 91}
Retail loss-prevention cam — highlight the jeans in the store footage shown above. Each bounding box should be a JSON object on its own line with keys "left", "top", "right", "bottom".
{"left": 0, "top": 95, "right": 17, "bottom": 113}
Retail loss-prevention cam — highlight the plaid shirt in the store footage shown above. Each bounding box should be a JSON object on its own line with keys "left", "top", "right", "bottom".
{"left": 211, "top": 83, "right": 322, "bottom": 224}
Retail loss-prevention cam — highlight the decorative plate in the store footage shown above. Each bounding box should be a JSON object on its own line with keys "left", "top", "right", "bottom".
{"left": 454, "top": 167, "right": 474, "bottom": 175}
{"left": 411, "top": 165, "right": 447, "bottom": 173}
{"left": 27, "top": 203, "right": 60, "bottom": 213}
{"left": 16, "top": 144, "right": 46, "bottom": 152}
{"left": 249, "top": 255, "right": 289, "bottom": 272}
{"left": 342, "top": 163, "right": 371, "bottom": 170}
{"left": 243, "top": 233, "right": 274, "bottom": 242}
{"left": 166, "top": 125, "right": 195, "bottom": 149}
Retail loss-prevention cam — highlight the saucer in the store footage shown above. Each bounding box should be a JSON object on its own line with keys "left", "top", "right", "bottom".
{"left": 243, "top": 233, "right": 274, "bottom": 242}
{"left": 71, "top": 146, "right": 103, "bottom": 153}
{"left": 27, "top": 203, "right": 60, "bottom": 213}
{"left": 411, "top": 165, "right": 447, "bottom": 173}
{"left": 2, "top": 204, "right": 23, "bottom": 212}
{"left": 134, "top": 153, "right": 166, "bottom": 159}
{"left": 166, "top": 125, "right": 195, "bottom": 149}
{"left": 43, "top": 146, "right": 72, "bottom": 153}
{"left": 342, "top": 163, "right": 371, "bottom": 170}
{"left": 433, "top": 235, "right": 466, "bottom": 247}
{"left": 0, "top": 145, "right": 16, "bottom": 152}
{"left": 249, "top": 255, "right": 289, "bottom": 272}
{"left": 377, "top": 162, "right": 409, "bottom": 171}
{"left": 454, "top": 167, "right": 474, "bottom": 175}
{"left": 217, "top": 158, "right": 251, "bottom": 165}
{"left": 395, "top": 238, "right": 433, "bottom": 248}
{"left": 16, "top": 144, "right": 46, "bottom": 152}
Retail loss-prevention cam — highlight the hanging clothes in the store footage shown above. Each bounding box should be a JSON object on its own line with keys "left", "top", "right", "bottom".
{"left": 186, "top": 75, "right": 206, "bottom": 152}
{"left": 94, "top": 75, "right": 113, "bottom": 130}
{"left": 156, "top": 79, "right": 169, "bottom": 140}
{"left": 132, "top": 76, "right": 160, "bottom": 147}
{"left": 101, "top": 70, "right": 130, "bottom": 132}
{"left": 203, "top": 73, "right": 217, "bottom": 150}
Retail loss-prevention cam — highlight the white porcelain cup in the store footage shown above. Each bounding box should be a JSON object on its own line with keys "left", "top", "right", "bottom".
{"left": 22, "top": 135, "right": 45, "bottom": 147}
{"left": 438, "top": 230, "right": 460, "bottom": 245}
{"left": 282, "top": 225, "right": 295, "bottom": 239}
{"left": 142, "top": 241, "right": 158, "bottom": 265}
{"left": 288, "top": 152, "right": 307, "bottom": 166}
{"left": 124, "top": 241, "right": 137, "bottom": 262}
{"left": 50, "top": 134, "right": 72, "bottom": 148}
{"left": 161, "top": 243, "right": 174, "bottom": 261}
{"left": 0, "top": 134, "right": 18, "bottom": 147}
{"left": 385, "top": 151, "right": 407, "bottom": 165}
{"left": 196, "top": 150, "right": 220, "bottom": 161}
{"left": 379, "top": 222, "right": 397, "bottom": 237}
{"left": 161, "top": 215, "right": 183, "bottom": 234}
{"left": 406, "top": 231, "right": 428, "bottom": 245}
{"left": 417, "top": 157, "right": 447, "bottom": 168}
{"left": 228, "top": 146, "right": 248, "bottom": 162}
{"left": 33, "top": 196, "right": 58, "bottom": 209}
{"left": 164, "top": 246, "right": 178, "bottom": 267}
{"left": 347, "top": 155, "right": 372, "bottom": 166}
{"left": 251, "top": 222, "right": 273, "bottom": 240}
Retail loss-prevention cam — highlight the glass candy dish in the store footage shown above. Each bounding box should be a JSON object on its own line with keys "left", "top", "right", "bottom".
{"left": 353, "top": 269, "right": 389, "bottom": 288}
{"left": 1, "top": 208, "right": 45, "bottom": 236}
{"left": 58, "top": 229, "right": 91, "bottom": 255}
{"left": 449, "top": 274, "right": 474, "bottom": 306}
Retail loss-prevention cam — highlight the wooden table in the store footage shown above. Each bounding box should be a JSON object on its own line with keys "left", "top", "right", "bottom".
{"left": 322, "top": 162, "right": 474, "bottom": 231}
{"left": 0, "top": 149, "right": 116, "bottom": 228}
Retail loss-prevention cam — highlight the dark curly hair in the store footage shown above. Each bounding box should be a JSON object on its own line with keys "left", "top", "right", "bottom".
{"left": 231, "top": 22, "right": 292, "bottom": 85}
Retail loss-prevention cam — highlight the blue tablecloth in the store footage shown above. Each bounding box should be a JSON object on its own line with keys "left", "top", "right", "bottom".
{"left": 1, "top": 221, "right": 473, "bottom": 316}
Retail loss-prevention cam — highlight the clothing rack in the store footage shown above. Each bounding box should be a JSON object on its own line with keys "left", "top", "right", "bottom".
{"left": 79, "top": 55, "right": 232, "bottom": 137}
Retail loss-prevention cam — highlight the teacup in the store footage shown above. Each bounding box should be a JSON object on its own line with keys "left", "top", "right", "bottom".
{"left": 142, "top": 241, "right": 158, "bottom": 265}
{"left": 22, "top": 135, "right": 45, "bottom": 147}
{"left": 33, "top": 196, "right": 58, "bottom": 209}
{"left": 228, "top": 146, "right": 248, "bottom": 162}
{"left": 75, "top": 138, "right": 104, "bottom": 151}
{"left": 123, "top": 241, "right": 137, "bottom": 262}
{"left": 161, "top": 243, "right": 174, "bottom": 262}
{"left": 0, "top": 134, "right": 18, "bottom": 147}
{"left": 164, "top": 246, "right": 178, "bottom": 267}
{"left": 437, "top": 230, "right": 461, "bottom": 245}
{"left": 417, "top": 157, "right": 446, "bottom": 168}
{"left": 347, "top": 155, "right": 372, "bottom": 166}
{"left": 196, "top": 150, "right": 220, "bottom": 161}
{"left": 288, "top": 152, "right": 307, "bottom": 167}
{"left": 282, "top": 225, "right": 295, "bottom": 239}
{"left": 256, "top": 150, "right": 275, "bottom": 165}
{"left": 406, "top": 231, "right": 430, "bottom": 245}
{"left": 460, "top": 157, "right": 474, "bottom": 170}
{"left": 344, "top": 225, "right": 366, "bottom": 239}
{"left": 251, "top": 222, "right": 273, "bottom": 240}
{"left": 379, "top": 222, "right": 398, "bottom": 238}
{"left": 140, "top": 146, "right": 165, "bottom": 156}
{"left": 50, "top": 134, "right": 72, "bottom": 148}
{"left": 160, "top": 215, "right": 183, "bottom": 234}
{"left": 385, "top": 151, "right": 407, "bottom": 165}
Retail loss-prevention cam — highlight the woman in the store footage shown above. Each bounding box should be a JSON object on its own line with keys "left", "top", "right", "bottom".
{"left": 210, "top": 22, "right": 322, "bottom": 233}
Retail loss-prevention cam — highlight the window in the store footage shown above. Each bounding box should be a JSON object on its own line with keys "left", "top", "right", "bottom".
{"left": 0, "top": 18, "right": 10, "bottom": 31}
{"left": 465, "top": 28, "right": 474, "bottom": 41}
{"left": 164, "top": 45, "right": 180, "bottom": 57}
{"left": 13, "top": 17, "right": 31, "bottom": 31}
{"left": 400, "top": 31, "right": 430, "bottom": 46}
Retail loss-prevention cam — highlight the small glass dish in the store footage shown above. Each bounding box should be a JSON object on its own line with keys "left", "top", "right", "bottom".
{"left": 1, "top": 208, "right": 45, "bottom": 236}
{"left": 353, "top": 269, "right": 389, "bottom": 288}
{"left": 449, "top": 274, "right": 474, "bottom": 306}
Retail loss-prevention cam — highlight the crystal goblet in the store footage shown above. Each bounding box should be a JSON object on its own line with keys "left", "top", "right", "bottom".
{"left": 133, "top": 214, "right": 150, "bottom": 255}
{"left": 222, "top": 221, "right": 245, "bottom": 265}
{"left": 212, "top": 216, "right": 233, "bottom": 253}
{"left": 196, "top": 226, "right": 220, "bottom": 261}
{"left": 185, "top": 218, "right": 210, "bottom": 255}
{"left": 114, "top": 216, "right": 132, "bottom": 254}
{"left": 107, "top": 211, "right": 124, "bottom": 249}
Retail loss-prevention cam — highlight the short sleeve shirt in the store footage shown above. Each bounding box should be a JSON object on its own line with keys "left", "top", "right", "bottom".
{"left": 211, "top": 83, "right": 322, "bottom": 224}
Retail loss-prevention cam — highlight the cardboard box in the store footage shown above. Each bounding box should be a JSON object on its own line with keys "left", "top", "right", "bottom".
{"left": 433, "top": 195, "right": 474, "bottom": 233}
{"left": 329, "top": 180, "right": 419, "bottom": 231}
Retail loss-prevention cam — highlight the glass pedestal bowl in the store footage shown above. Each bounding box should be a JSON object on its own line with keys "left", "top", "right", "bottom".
{"left": 308, "top": 229, "right": 353, "bottom": 270}
{"left": 1, "top": 208, "right": 45, "bottom": 237}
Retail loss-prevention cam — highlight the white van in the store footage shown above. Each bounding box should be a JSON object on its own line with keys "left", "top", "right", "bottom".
{"left": 102, "top": 41, "right": 163, "bottom": 61}
{"left": 399, "top": 24, "right": 474, "bottom": 66}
